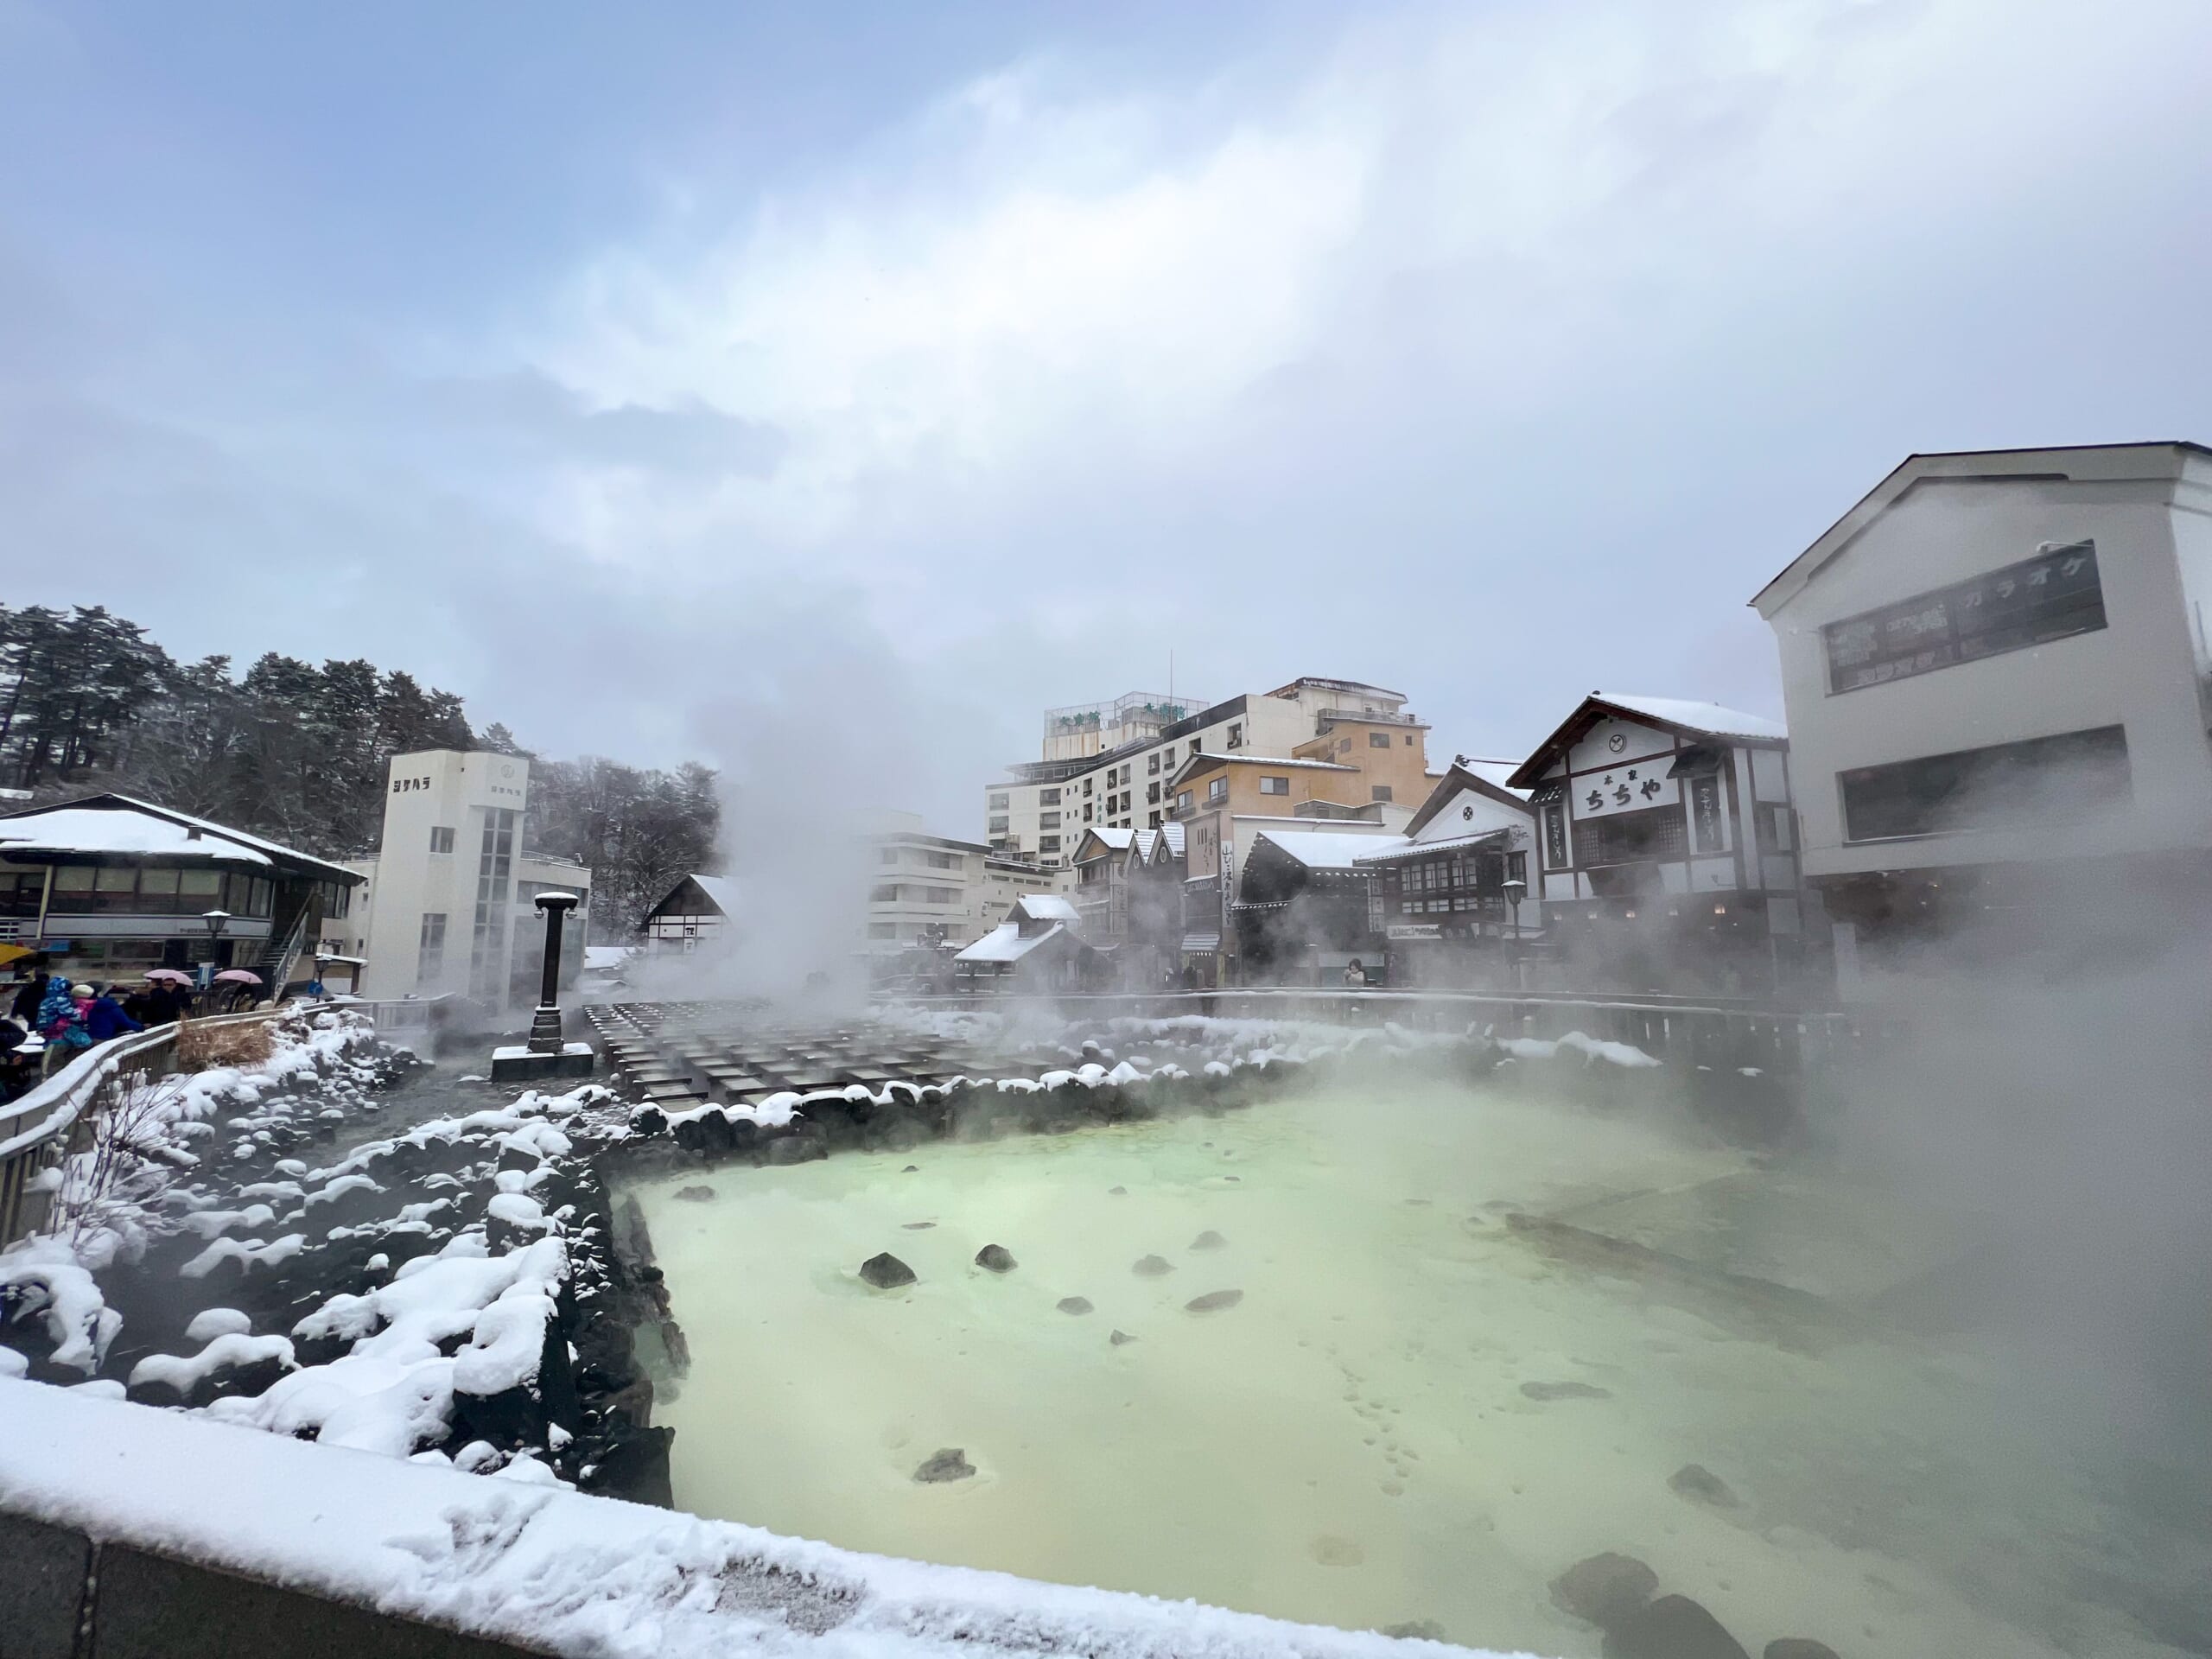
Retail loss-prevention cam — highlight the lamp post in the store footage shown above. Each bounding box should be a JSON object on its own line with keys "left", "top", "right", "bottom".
{"left": 200, "top": 908, "right": 230, "bottom": 991}
{"left": 526, "top": 891, "right": 579, "bottom": 1055}
{"left": 1499, "top": 879, "right": 1525, "bottom": 991}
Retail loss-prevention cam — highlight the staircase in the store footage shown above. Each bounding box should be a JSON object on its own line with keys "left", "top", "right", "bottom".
{"left": 252, "top": 902, "right": 314, "bottom": 996}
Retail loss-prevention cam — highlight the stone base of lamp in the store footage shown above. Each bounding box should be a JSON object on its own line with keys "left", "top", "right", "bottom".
{"left": 489, "top": 1040, "right": 596, "bottom": 1083}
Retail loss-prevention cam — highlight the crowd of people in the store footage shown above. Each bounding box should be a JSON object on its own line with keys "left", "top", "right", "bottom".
{"left": 0, "top": 960, "right": 275, "bottom": 1103}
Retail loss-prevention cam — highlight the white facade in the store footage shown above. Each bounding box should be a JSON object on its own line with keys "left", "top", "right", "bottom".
{"left": 864, "top": 816, "right": 1068, "bottom": 953}
{"left": 1512, "top": 696, "right": 1798, "bottom": 931}
{"left": 343, "top": 750, "right": 590, "bottom": 1005}
{"left": 1752, "top": 442, "right": 2212, "bottom": 880}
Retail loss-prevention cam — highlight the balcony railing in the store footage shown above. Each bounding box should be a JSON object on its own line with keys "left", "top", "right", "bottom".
{"left": 1316, "top": 708, "right": 1421, "bottom": 727}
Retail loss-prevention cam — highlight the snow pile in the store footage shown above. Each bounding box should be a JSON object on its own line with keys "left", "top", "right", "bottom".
{"left": 0, "top": 1382, "right": 1532, "bottom": 1659}
{"left": 128, "top": 1332, "right": 296, "bottom": 1395}
{"left": 209, "top": 1234, "right": 569, "bottom": 1459}
{"left": 0, "top": 1238, "right": 120, "bottom": 1372}
{"left": 1496, "top": 1030, "right": 1662, "bottom": 1070}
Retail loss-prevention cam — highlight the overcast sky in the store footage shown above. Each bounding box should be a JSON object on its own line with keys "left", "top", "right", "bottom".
{"left": 3, "top": 0, "right": 2209, "bottom": 836}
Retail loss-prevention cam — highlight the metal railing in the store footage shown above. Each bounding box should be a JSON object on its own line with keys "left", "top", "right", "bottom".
{"left": 0, "top": 1008, "right": 284, "bottom": 1247}
{"left": 1, "top": 995, "right": 455, "bottom": 1247}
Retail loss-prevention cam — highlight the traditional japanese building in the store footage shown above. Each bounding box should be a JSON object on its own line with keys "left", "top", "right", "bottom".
{"left": 1352, "top": 757, "right": 1537, "bottom": 987}
{"left": 638, "top": 874, "right": 739, "bottom": 957}
{"left": 1231, "top": 827, "right": 1410, "bottom": 986}
{"left": 950, "top": 893, "right": 1094, "bottom": 993}
{"left": 1506, "top": 695, "right": 1803, "bottom": 993}
{"left": 0, "top": 793, "right": 361, "bottom": 992}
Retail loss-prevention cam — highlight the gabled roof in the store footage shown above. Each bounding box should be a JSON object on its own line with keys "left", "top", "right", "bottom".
{"left": 1247, "top": 829, "right": 1410, "bottom": 873}
{"left": 1014, "top": 893, "right": 1080, "bottom": 925}
{"left": 0, "top": 793, "right": 360, "bottom": 882}
{"left": 956, "top": 921, "right": 1064, "bottom": 963}
{"left": 1749, "top": 442, "right": 2212, "bottom": 617}
{"left": 1402, "top": 758, "right": 1533, "bottom": 839}
{"left": 1153, "top": 822, "right": 1185, "bottom": 860}
{"left": 640, "top": 873, "right": 738, "bottom": 923}
{"left": 1072, "top": 826, "right": 1137, "bottom": 861}
{"left": 1506, "top": 694, "right": 1786, "bottom": 789}
{"left": 1353, "top": 829, "right": 1514, "bottom": 865}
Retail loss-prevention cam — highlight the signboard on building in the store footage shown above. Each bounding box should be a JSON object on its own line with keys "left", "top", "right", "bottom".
{"left": 1573, "top": 766, "right": 1679, "bottom": 819}
{"left": 1821, "top": 542, "right": 2105, "bottom": 694}
{"left": 1387, "top": 923, "right": 1443, "bottom": 941}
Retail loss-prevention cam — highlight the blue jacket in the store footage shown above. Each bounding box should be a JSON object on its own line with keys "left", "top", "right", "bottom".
{"left": 83, "top": 996, "right": 143, "bottom": 1042}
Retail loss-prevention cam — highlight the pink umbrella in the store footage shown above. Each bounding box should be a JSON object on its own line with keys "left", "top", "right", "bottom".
{"left": 144, "top": 969, "right": 194, "bottom": 985}
{"left": 213, "top": 969, "right": 263, "bottom": 985}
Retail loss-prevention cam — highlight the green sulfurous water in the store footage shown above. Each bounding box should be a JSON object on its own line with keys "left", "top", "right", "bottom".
{"left": 626, "top": 1077, "right": 2202, "bottom": 1658}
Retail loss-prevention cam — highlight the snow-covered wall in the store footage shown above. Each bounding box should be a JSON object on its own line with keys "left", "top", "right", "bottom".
{"left": 0, "top": 1382, "right": 1542, "bottom": 1659}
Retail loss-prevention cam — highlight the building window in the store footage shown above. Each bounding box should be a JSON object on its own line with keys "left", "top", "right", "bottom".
{"left": 988, "top": 817, "right": 1009, "bottom": 834}
{"left": 1208, "top": 778, "right": 1228, "bottom": 804}
{"left": 1162, "top": 746, "right": 1176, "bottom": 767}
{"left": 429, "top": 826, "right": 455, "bottom": 855}
{"left": 924, "top": 887, "right": 959, "bottom": 905}
{"left": 1576, "top": 804, "right": 1688, "bottom": 866}
{"left": 880, "top": 847, "right": 899, "bottom": 863}
{"left": 1041, "top": 811, "right": 1061, "bottom": 829}
{"left": 1755, "top": 804, "right": 1794, "bottom": 853}
{"left": 1146, "top": 783, "right": 1160, "bottom": 804}
{"left": 1040, "top": 836, "right": 1061, "bottom": 852}
{"left": 1149, "top": 810, "right": 1161, "bottom": 827}
{"left": 468, "top": 808, "right": 517, "bottom": 999}
{"left": 988, "top": 792, "right": 1010, "bottom": 810}
{"left": 1259, "top": 776, "right": 1288, "bottom": 796}
{"left": 926, "top": 850, "right": 957, "bottom": 869}
{"left": 417, "top": 912, "right": 447, "bottom": 982}
{"left": 1083, "top": 804, "right": 1093, "bottom": 823}
{"left": 1839, "top": 725, "right": 2130, "bottom": 842}
{"left": 870, "top": 883, "right": 899, "bottom": 903}
{"left": 1083, "top": 779, "right": 1094, "bottom": 796}
{"left": 1338, "top": 737, "right": 1352, "bottom": 753}
{"left": 1040, "top": 788, "right": 1060, "bottom": 805}
{"left": 868, "top": 922, "right": 896, "bottom": 939}
{"left": 1369, "top": 731, "right": 1390, "bottom": 748}
{"left": 1227, "top": 723, "right": 1243, "bottom": 748}
{"left": 1189, "top": 739, "right": 1201, "bottom": 754}
{"left": 1147, "top": 754, "right": 1160, "bottom": 774}
{"left": 1370, "top": 785, "right": 1393, "bottom": 803}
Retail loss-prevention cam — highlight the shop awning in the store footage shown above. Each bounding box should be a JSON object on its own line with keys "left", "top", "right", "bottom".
{"left": 1666, "top": 744, "right": 1728, "bottom": 779}
{"left": 1528, "top": 780, "right": 1567, "bottom": 805}
{"left": 1179, "top": 931, "right": 1221, "bottom": 954}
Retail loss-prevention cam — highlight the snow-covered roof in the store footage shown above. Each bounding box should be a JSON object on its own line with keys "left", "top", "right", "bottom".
{"left": 955, "top": 921, "right": 1065, "bottom": 963}
{"left": 692, "top": 874, "right": 741, "bottom": 917}
{"left": 1250, "top": 830, "right": 1411, "bottom": 872}
{"left": 1154, "top": 822, "right": 1185, "bottom": 859}
{"left": 1593, "top": 695, "right": 1786, "bottom": 742}
{"left": 582, "top": 946, "right": 636, "bottom": 970}
{"left": 1080, "top": 827, "right": 1136, "bottom": 854}
{"left": 1353, "top": 830, "right": 1513, "bottom": 864}
{"left": 1458, "top": 760, "right": 1529, "bottom": 798}
{"left": 0, "top": 806, "right": 273, "bottom": 866}
{"left": 1198, "top": 754, "right": 1357, "bottom": 771}
{"left": 1014, "top": 893, "right": 1080, "bottom": 925}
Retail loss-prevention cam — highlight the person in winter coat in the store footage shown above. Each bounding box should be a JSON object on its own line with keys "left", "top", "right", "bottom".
{"left": 38, "top": 981, "right": 90, "bottom": 1052}
{"left": 9, "top": 966, "right": 50, "bottom": 1027}
{"left": 83, "top": 988, "right": 143, "bottom": 1043}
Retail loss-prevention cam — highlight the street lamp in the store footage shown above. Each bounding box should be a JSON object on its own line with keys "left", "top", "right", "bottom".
{"left": 198, "top": 909, "right": 231, "bottom": 1012}
{"left": 1499, "top": 879, "right": 1526, "bottom": 990}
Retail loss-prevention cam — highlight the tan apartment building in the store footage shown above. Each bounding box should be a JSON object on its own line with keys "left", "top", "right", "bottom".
{"left": 1165, "top": 692, "right": 1433, "bottom": 982}
{"left": 985, "top": 677, "right": 1422, "bottom": 869}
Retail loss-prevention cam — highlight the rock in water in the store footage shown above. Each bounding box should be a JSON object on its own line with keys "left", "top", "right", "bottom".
{"left": 1190, "top": 1230, "right": 1228, "bottom": 1251}
{"left": 902, "top": 1165, "right": 919, "bottom": 1173}
{"left": 859, "top": 1253, "right": 917, "bottom": 1289}
{"left": 975, "top": 1244, "right": 1017, "bottom": 1273}
{"left": 1548, "top": 1553, "right": 1659, "bottom": 1630}
{"left": 1131, "top": 1254, "right": 1173, "bottom": 1276}
{"left": 1185, "top": 1288, "right": 1243, "bottom": 1313}
{"left": 1109, "top": 1329, "right": 1137, "bottom": 1345}
{"left": 1522, "top": 1380, "right": 1612, "bottom": 1402}
{"left": 902, "top": 1221, "right": 936, "bottom": 1230}
{"left": 673, "top": 1185, "right": 715, "bottom": 1202}
{"left": 1669, "top": 1463, "right": 1739, "bottom": 1507}
{"left": 1382, "top": 1622, "right": 1446, "bottom": 1642}
{"left": 1108, "top": 1185, "right": 1128, "bottom": 1196}
{"left": 1057, "top": 1296, "right": 1094, "bottom": 1315}
{"left": 912, "top": 1447, "right": 976, "bottom": 1484}
{"left": 1600, "top": 1595, "right": 1750, "bottom": 1659}
{"left": 1762, "top": 1643, "right": 1840, "bottom": 1659}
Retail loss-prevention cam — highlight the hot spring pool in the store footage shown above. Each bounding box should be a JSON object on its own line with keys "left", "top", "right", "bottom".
{"left": 624, "top": 1077, "right": 2202, "bottom": 1658}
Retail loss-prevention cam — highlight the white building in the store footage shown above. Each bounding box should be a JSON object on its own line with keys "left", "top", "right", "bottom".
{"left": 1507, "top": 694, "right": 1802, "bottom": 991}
{"left": 1751, "top": 442, "right": 2212, "bottom": 960}
{"left": 335, "top": 750, "right": 591, "bottom": 1006}
{"left": 863, "top": 812, "right": 1066, "bottom": 955}
{"left": 986, "top": 678, "right": 1422, "bottom": 868}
